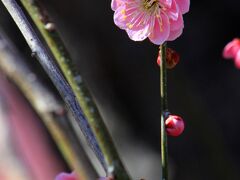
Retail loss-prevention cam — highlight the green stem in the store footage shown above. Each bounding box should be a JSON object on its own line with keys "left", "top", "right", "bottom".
{"left": 19, "top": 0, "right": 130, "bottom": 179}
{"left": 160, "top": 43, "right": 168, "bottom": 180}
{"left": 0, "top": 31, "right": 98, "bottom": 180}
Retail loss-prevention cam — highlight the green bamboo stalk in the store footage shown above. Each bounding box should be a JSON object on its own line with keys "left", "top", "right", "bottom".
{"left": 0, "top": 31, "right": 98, "bottom": 180}
{"left": 13, "top": 0, "right": 130, "bottom": 178}
{"left": 159, "top": 43, "right": 168, "bottom": 180}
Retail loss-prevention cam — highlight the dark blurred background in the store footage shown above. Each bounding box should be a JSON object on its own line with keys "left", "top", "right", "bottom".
{"left": 1, "top": 0, "right": 240, "bottom": 179}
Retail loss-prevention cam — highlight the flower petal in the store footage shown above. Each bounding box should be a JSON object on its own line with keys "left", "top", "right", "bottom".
{"left": 159, "top": 0, "right": 172, "bottom": 8}
{"left": 113, "top": 4, "right": 128, "bottom": 29}
{"left": 111, "top": 0, "right": 119, "bottom": 11}
{"left": 170, "top": 13, "right": 183, "bottom": 31}
{"left": 175, "top": 0, "right": 190, "bottom": 14}
{"left": 126, "top": 15, "right": 154, "bottom": 41}
{"left": 167, "top": 28, "right": 183, "bottom": 41}
{"left": 148, "top": 12, "right": 170, "bottom": 45}
{"left": 164, "top": 0, "right": 179, "bottom": 21}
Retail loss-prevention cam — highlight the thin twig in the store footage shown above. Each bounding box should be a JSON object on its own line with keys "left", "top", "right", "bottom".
{"left": 0, "top": 30, "right": 98, "bottom": 180}
{"left": 18, "top": 0, "right": 131, "bottom": 178}
{"left": 160, "top": 43, "right": 168, "bottom": 180}
{"left": 0, "top": 0, "right": 107, "bottom": 172}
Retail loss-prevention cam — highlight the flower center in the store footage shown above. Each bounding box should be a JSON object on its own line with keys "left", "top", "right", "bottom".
{"left": 143, "top": 0, "right": 158, "bottom": 10}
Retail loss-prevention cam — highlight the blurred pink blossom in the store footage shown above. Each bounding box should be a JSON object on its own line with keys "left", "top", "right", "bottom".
{"left": 55, "top": 171, "right": 113, "bottom": 180}
{"left": 55, "top": 172, "right": 78, "bottom": 180}
{"left": 0, "top": 75, "right": 65, "bottom": 180}
{"left": 223, "top": 38, "right": 240, "bottom": 69}
{"left": 111, "top": 0, "right": 190, "bottom": 45}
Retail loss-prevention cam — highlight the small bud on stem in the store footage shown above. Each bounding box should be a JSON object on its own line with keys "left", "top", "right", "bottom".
{"left": 165, "top": 115, "right": 185, "bottom": 137}
{"left": 157, "top": 48, "right": 180, "bottom": 69}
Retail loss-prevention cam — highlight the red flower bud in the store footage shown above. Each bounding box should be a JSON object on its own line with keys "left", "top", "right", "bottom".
{"left": 165, "top": 115, "right": 184, "bottom": 137}
{"left": 157, "top": 48, "right": 180, "bottom": 69}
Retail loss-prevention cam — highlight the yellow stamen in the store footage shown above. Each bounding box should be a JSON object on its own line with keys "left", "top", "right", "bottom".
{"left": 143, "top": 0, "right": 157, "bottom": 10}
{"left": 127, "top": 23, "right": 133, "bottom": 29}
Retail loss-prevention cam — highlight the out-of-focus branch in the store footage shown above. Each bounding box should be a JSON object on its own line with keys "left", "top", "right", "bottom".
{"left": 0, "top": 30, "right": 98, "bottom": 180}
{"left": 18, "top": 0, "right": 131, "bottom": 178}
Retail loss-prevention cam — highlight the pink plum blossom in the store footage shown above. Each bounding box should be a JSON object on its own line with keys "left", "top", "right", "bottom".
{"left": 111, "top": 0, "right": 190, "bottom": 45}
{"left": 223, "top": 38, "right": 240, "bottom": 69}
